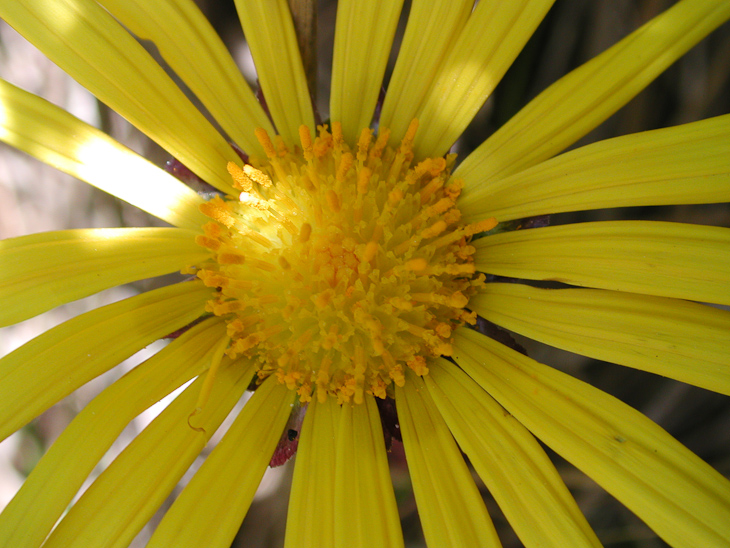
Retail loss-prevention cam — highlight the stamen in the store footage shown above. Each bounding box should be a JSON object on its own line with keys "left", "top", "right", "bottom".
{"left": 313, "top": 125, "right": 332, "bottom": 158}
{"left": 200, "top": 197, "right": 236, "bottom": 228}
{"left": 326, "top": 189, "right": 341, "bottom": 212}
{"left": 190, "top": 119, "right": 488, "bottom": 404}
{"left": 227, "top": 162, "right": 254, "bottom": 192}
{"left": 299, "top": 125, "right": 313, "bottom": 161}
{"left": 274, "top": 135, "right": 289, "bottom": 157}
{"left": 255, "top": 127, "right": 277, "bottom": 159}
{"left": 357, "top": 128, "right": 373, "bottom": 162}
{"left": 332, "top": 122, "right": 344, "bottom": 148}
{"left": 243, "top": 165, "right": 272, "bottom": 188}
{"left": 299, "top": 223, "right": 312, "bottom": 242}
{"left": 369, "top": 128, "right": 390, "bottom": 160}
{"left": 357, "top": 167, "right": 371, "bottom": 194}
{"left": 336, "top": 152, "right": 354, "bottom": 183}
{"left": 399, "top": 119, "right": 419, "bottom": 156}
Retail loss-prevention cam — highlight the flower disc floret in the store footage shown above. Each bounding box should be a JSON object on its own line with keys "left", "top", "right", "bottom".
{"left": 192, "top": 120, "right": 496, "bottom": 404}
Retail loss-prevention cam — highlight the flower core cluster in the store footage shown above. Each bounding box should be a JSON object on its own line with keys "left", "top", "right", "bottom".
{"left": 192, "top": 120, "right": 495, "bottom": 404}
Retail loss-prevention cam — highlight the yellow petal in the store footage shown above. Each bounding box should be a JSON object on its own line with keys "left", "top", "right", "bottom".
{"left": 0, "top": 281, "right": 211, "bottom": 442}
{"left": 334, "top": 396, "right": 403, "bottom": 548}
{"left": 1, "top": 0, "right": 240, "bottom": 193}
{"left": 379, "top": 0, "right": 473, "bottom": 146}
{"left": 0, "top": 318, "right": 225, "bottom": 548}
{"left": 235, "top": 0, "right": 315, "bottom": 146}
{"left": 426, "top": 358, "right": 602, "bottom": 548}
{"left": 459, "top": 114, "right": 730, "bottom": 223}
{"left": 43, "top": 353, "right": 254, "bottom": 548}
{"left": 0, "top": 228, "right": 208, "bottom": 327}
{"left": 474, "top": 221, "right": 730, "bottom": 305}
{"left": 285, "top": 398, "right": 338, "bottom": 548}
{"left": 396, "top": 373, "right": 501, "bottom": 548}
{"left": 411, "top": 0, "right": 555, "bottom": 159}
{"left": 472, "top": 284, "right": 730, "bottom": 395}
{"left": 0, "top": 79, "right": 207, "bottom": 229}
{"left": 456, "top": 0, "right": 730, "bottom": 185}
{"left": 96, "top": 0, "right": 274, "bottom": 157}
{"left": 147, "top": 377, "right": 295, "bottom": 548}
{"left": 453, "top": 328, "right": 730, "bottom": 548}
{"left": 330, "top": 0, "right": 404, "bottom": 145}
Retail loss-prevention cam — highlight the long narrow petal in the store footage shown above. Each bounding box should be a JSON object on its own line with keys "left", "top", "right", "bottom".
{"left": 379, "top": 0, "right": 473, "bottom": 146}
{"left": 412, "top": 0, "right": 555, "bottom": 159}
{"left": 471, "top": 284, "right": 730, "bottom": 395}
{"left": 0, "top": 318, "right": 225, "bottom": 548}
{"left": 459, "top": 114, "right": 730, "bottom": 223}
{"left": 235, "top": 0, "right": 315, "bottom": 145}
{"left": 396, "top": 373, "right": 501, "bottom": 548}
{"left": 0, "top": 228, "right": 208, "bottom": 327}
{"left": 0, "top": 281, "right": 211, "bottom": 441}
{"left": 426, "top": 359, "right": 602, "bottom": 548}
{"left": 330, "top": 0, "right": 404, "bottom": 145}
{"left": 453, "top": 328, "right": 730, "bottom": 548}
{"left": 474, "top": 221, "right": 730, "bottom": 305}
{"left": 456, "top": 0, "right": 730, "bottom": 185}
{"left": 334, "top": 397, "right": 403, "bottom": 548}
{"left": 147, "top": 377, "right": 295, "bottom": 548}
{"left": 285, "top": 398, "right": 338, "bottom": 548}
{"left": 43, "top": 354, "right": 254, "bottom": 548}
{"left": 0, "top": 0, "right": 240, "bottom": 193}
{"left": 0, "top": 79, "right": 206, "bottom": 229}
{"left": 96, "top": 0, "right": 274, "bottom": 156}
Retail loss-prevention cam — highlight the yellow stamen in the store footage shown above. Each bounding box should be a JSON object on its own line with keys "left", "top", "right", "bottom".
{"left": 369, "top": 128, "right": 390, "bottom": 160}
{"left": 188, "top": 120, "right": 487, "bottom": 404}
{"left": 399, "top": 118, "right": 419, "bottom": 156}
{"left": 332, "top": 121, "right": 344, "bottom": 148}
{"left": 227, "top": 162, "right": 254, "bottom": 192}
{"left": 255, "top": 127, "right": 277, "bottom": 159}
{"left": 357, "top": 128, "right": 373, "bottom": 162}
{"left": 336, "top": 152, "right": 354, "bottom": 183}
{"left": 243, "top": 164, "right": 272, "bottom": 188}
{"left": 299, "top": 125, "right": 313, "bottom": 161}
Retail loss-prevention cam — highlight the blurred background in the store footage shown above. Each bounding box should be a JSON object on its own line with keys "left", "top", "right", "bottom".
{"left": 1, "top": 0, "right": 729, "bottom": 546}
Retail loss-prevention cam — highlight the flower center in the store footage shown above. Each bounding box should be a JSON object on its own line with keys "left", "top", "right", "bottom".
{"left": 192, "top": 120, "right": 495, "bottom": 404}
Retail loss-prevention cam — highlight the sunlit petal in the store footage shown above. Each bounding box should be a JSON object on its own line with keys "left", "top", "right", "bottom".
{"left": 426, "top": 358, "right": 602, "bottom": 548}
{"left": 412, "top": 0, "right": 555, "bottom": 159}
{"left": 396, "top": 373, "right": 501, "bottom": 548}
{"left": 0, "top": 79, "right": 207, "bottom": 229}
{"left": 474, "top": 221, "right": 730, "bottom": 305}
{"left": 0, "top": 282, "right": 211, "bottom": 442}
{"left": 456, "top": 0, "right": 730, "bottom": 184}
{"left": 0, "top": 0, "right": 240, "bottom": 193}
{"left": 453, "top": 328, "right": 730, "bottom": 548}
{"left": 235, "top": 0, "right": 315, "bottom": 145}
{"left": 96, "top": 0, "right": 274, "bottom": 157}
{"left": 472, "top": 284, "right": 730, "bottom": 395}
{"left": 285, "top": 398, "right": 338, "bottom": 548}
{"left": 379, "top": 0, "right": 473, "bottom": 146}
{"left": 334, "top": 397, "right": 403, "bottom": 548}
{"left": 0, "top": 228, "right": 208, "bottom": 327}
{"left": 330, "top": 0, "right": 404, "bottom": 144}
{"left": 147, "top": 377, "right": 294, "bottom": 548}
{"left": 0, "top": 1, "right": 727, "bottom": 546}
{"left": 459, "top": 114, "right": 730, "bottom": 223}
{"left": 0, "top": 319, "right": 225, "bottom": 548}
{"left": 43, "top": 354, "right": 254, "bottom": 548}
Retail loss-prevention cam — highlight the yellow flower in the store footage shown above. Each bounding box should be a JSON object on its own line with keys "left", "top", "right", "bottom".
{"left": 1, "top": 0, "right": 729, "bottom": 547}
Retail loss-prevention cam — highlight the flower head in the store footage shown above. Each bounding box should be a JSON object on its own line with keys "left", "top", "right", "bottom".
{"left": 1, "top": 1, "right": 729, "bottom": 547}
{"left": 193, "top": 121, "right": 494, "bottom": 406}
